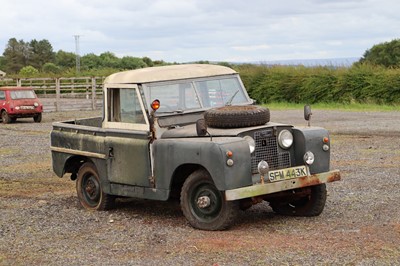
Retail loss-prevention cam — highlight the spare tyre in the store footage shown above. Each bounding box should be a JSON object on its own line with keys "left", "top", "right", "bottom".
{"left": 204, "top": 106, "right": 270, "bottom": 128}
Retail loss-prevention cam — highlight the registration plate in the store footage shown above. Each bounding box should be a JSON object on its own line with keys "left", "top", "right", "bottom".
{"left": 20, "top": 106, "right": 34, "bottom": 110}
{"left": 268, "top": 166, "right": 308, "bottom": 182}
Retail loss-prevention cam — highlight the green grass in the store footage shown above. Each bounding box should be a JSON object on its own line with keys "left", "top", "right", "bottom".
{"left": 262, "top": 102, "right": 400, "bottom": 112}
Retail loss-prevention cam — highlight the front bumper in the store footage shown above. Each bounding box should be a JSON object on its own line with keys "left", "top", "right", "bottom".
{"left": 9, "top": 111, "right": 41, "bottom": 118}
{"left": 225, "top": 169, "right": 341, "bottom": 201}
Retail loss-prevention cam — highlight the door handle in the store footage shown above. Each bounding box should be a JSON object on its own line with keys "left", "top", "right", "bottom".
{"left": 108, "top": 147, "right": 114, "bottom": 158}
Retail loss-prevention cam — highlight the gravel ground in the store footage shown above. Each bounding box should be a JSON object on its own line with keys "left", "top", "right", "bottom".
{"left": 1, "top": 109, "right": 400, "bottom": 265}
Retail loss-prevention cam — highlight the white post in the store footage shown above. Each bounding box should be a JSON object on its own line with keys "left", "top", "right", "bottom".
{"left": 55, "top": 78, "right": 61, "bottom": 112}
{"left": 91, "top": 77, "right": 96, "bottom": 110}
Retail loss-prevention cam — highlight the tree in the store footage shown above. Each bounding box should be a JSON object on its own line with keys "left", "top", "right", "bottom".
{"left": 99, "top": 52, "right": 120, "bottom": 68}
{"left": 19, "top": 65, "right": 39, "bottom": 77}
{"left": 119, "top": 56, "right": 147, "bottom": 69}
{"left": 0, "top": 56, "right": 5, "bottom": 71}
{"left": 81, "top": 53, "right": 101, "bottom": 70}
{"left": 55, "top": 50, "right": 76, "bottom": 69}
{"left": 359, "top": 39, "right": 400, "bottom": 67}
{"left": 42, "top": 62, "right": 61, "bottom": 74}
{"left": 29, "top": 39, "right": 55, "bottom": 69}
{"left": 3, "top": 38, "right": 30, "bottom": 73}
{"left": 142, "top": 56, "right": 154, "bottom": 67}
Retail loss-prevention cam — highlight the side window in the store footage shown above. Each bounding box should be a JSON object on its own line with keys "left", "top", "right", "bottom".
{"left": 0, "top": 91, "right": 5, "bottom": 100}
{"left": 107, "top": 88, "right": 146, "bottom": 124}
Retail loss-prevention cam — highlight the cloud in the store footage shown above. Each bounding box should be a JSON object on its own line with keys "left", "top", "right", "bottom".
{"left": 232, "top": 45, "right": 271, "bottom": 51}
{"left": 1, "top": 0, "right": 399, "bottom": 62}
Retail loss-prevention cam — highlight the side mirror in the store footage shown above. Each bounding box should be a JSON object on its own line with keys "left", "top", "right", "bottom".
{"left": 304, "top": 105, "right": 312, "bottom": 127}
{"left": 196, "top": 119, "right": 208, "bottom": 136}
{"left": 304, "top": 105, "right": 312, "bottom": 121}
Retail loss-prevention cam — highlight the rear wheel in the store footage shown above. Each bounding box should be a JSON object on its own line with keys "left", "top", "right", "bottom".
{"left": 76, "top": 162, "right": 115, "bottom": 210}
{"left": 180, "top": 169, "right": 239, "bottom": 230}
{"left": 33, "top": 113, "right": 42, "bottom": 123}
{"left": 270, "top": 184, "right": 327, "bottom": 216}
{"left": 1, "top": 111, "right": 11, "bottom": 124}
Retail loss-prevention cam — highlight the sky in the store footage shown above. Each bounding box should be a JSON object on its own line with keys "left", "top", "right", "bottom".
{"left": 1, "top": 0, "right": 399, "bottom": 63}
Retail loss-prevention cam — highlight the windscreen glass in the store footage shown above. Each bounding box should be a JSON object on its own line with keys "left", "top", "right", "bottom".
{"left": 10, "top": 90, "right": 36, "bottom": 99}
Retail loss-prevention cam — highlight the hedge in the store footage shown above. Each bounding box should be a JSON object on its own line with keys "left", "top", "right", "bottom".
{"left": 235, "top": 64, "right": 400, "bottom": 105}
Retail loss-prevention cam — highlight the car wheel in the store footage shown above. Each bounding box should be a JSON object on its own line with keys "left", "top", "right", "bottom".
{"left": 204, "top": 106, "right": 270, "bottom": 128}
{"left": 33, "top": 113, "right": 42, "bottom": 123}
{"left": 76, "top": 162, "right": 115, "bottom": 210}
{"left": 1, "top": 111, "right": 11, "bottom": 124}
{"left": 180, "top": 169, "right": 239, "bottom": 230}
{"left": 270, "top": 184, "right": 327, "bottom": 216}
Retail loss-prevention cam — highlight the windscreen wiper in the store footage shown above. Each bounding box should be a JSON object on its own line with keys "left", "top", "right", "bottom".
{"left": 225, "top": 90, "right": 239, "bottom": 106}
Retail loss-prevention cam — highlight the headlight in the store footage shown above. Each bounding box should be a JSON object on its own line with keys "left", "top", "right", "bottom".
{"left": 243, "top": 135, "right": 256, "bottom": 154}
{"left": 278, "top": 130, "right": 293, "bottom": 149}
{"left": 304, "top": 151, "right": 315, "bottom": 165}
{"left": 34, "top": 102, "right": 39, "bottom": 107}
{"left": 15, "top": 106, "right": 20, "bottom": 110}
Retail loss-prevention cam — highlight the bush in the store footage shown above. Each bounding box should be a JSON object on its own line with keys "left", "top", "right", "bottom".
{"left": 19, "top": 66, "right": 39, "bottom": 77}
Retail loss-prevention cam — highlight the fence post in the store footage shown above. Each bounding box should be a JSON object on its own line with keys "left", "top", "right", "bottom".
{"left": 55, "top": 78, "right": 61, "bottom": 112}
{"left": 17, "top": 78, "right": 22, "bottom": 87}
{"left": 91, "top": 77, "right": 96, "bottom": 110}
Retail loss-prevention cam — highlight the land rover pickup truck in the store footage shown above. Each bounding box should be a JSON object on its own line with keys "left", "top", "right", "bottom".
{"left": 51, "top": 64, "right": 341, "bottom": 230}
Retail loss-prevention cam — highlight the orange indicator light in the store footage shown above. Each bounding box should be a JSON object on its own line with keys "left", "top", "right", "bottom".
{"left": 151, "top": 99, "right": 160, "bottom": 111}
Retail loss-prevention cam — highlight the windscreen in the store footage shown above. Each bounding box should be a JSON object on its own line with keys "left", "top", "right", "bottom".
{"left": 194, "top": 78, "right": 247, "bottom": 108}
{"left": 10, "top": 90, "right": 36, "bottom": 99}
{"left": 144, "top": 76, "right": 249, "bottom": 113}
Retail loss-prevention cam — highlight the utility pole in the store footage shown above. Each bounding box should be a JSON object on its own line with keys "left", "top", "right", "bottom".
{"left": 74, "top": 35, "right": 81, "bottom": 74}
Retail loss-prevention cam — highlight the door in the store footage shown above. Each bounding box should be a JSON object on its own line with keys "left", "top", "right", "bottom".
{"left": 104, "top": 85, "right": 152, "bottom": 187}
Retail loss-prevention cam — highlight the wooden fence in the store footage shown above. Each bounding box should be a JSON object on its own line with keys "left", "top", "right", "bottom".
{"left": 0, "top": 77, "right": 104, "bottom": 112}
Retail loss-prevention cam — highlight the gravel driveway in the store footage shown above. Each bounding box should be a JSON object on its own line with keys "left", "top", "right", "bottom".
{"left": 1, "top": 109, "right": 399, "bottom": 265}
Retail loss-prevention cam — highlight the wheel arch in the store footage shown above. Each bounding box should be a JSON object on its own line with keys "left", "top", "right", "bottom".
{"left": 169, "top": 163, "right": 206, "bottom": 198}
{"left": 63, "top": 155, "right": 94, "bottom": 179}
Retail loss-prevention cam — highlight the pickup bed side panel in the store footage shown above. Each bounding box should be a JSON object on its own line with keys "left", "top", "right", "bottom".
{"left": 152, "top": 138, "right": 252, "bottom": 191}
{"left": 51, "top": 128, "right": 107, "bottom": 177}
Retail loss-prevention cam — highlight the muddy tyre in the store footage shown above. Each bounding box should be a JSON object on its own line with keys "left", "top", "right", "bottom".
{"left": 204, "top": 106, "right": 270, "bottom": 128}
{"left": 180, "top": 169, "right": 239, "bottom": 230}
{"left": 270, "top": 184, "right": 327, "bottom": 216}
{"left": 76, "top": 162, "right": 115, "bottom": 210}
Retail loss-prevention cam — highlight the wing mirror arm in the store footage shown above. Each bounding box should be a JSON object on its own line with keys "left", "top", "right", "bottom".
{"left": 304, "top": 105, "right": 312, "bottom": 127}
{"left": 196, "top": 119, "right": 212, "bottom": 141}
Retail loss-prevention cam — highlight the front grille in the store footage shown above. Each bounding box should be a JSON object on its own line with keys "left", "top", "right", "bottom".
{"left": 251, "top": 130, "right": 291, "bottom": 174}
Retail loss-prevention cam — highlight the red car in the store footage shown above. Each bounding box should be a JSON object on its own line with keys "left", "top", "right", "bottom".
{"left": 0, "top": 87, "right": 43, "bottom": 124}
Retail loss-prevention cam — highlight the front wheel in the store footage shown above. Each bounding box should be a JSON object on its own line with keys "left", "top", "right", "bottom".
{"left": 1, "top": 111, "right": 11, "bottom": 124}
{"left": 76, "top": 162, "right": 115, "bottom": 210}
{"left": 180, "top": 169, "right": 238, "bottom": 230}
{"left": 270, "top": 184, "right": 327, "bottom": 216}
{"left": 33, "top": 113, "right": 42, "bottom": 123}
